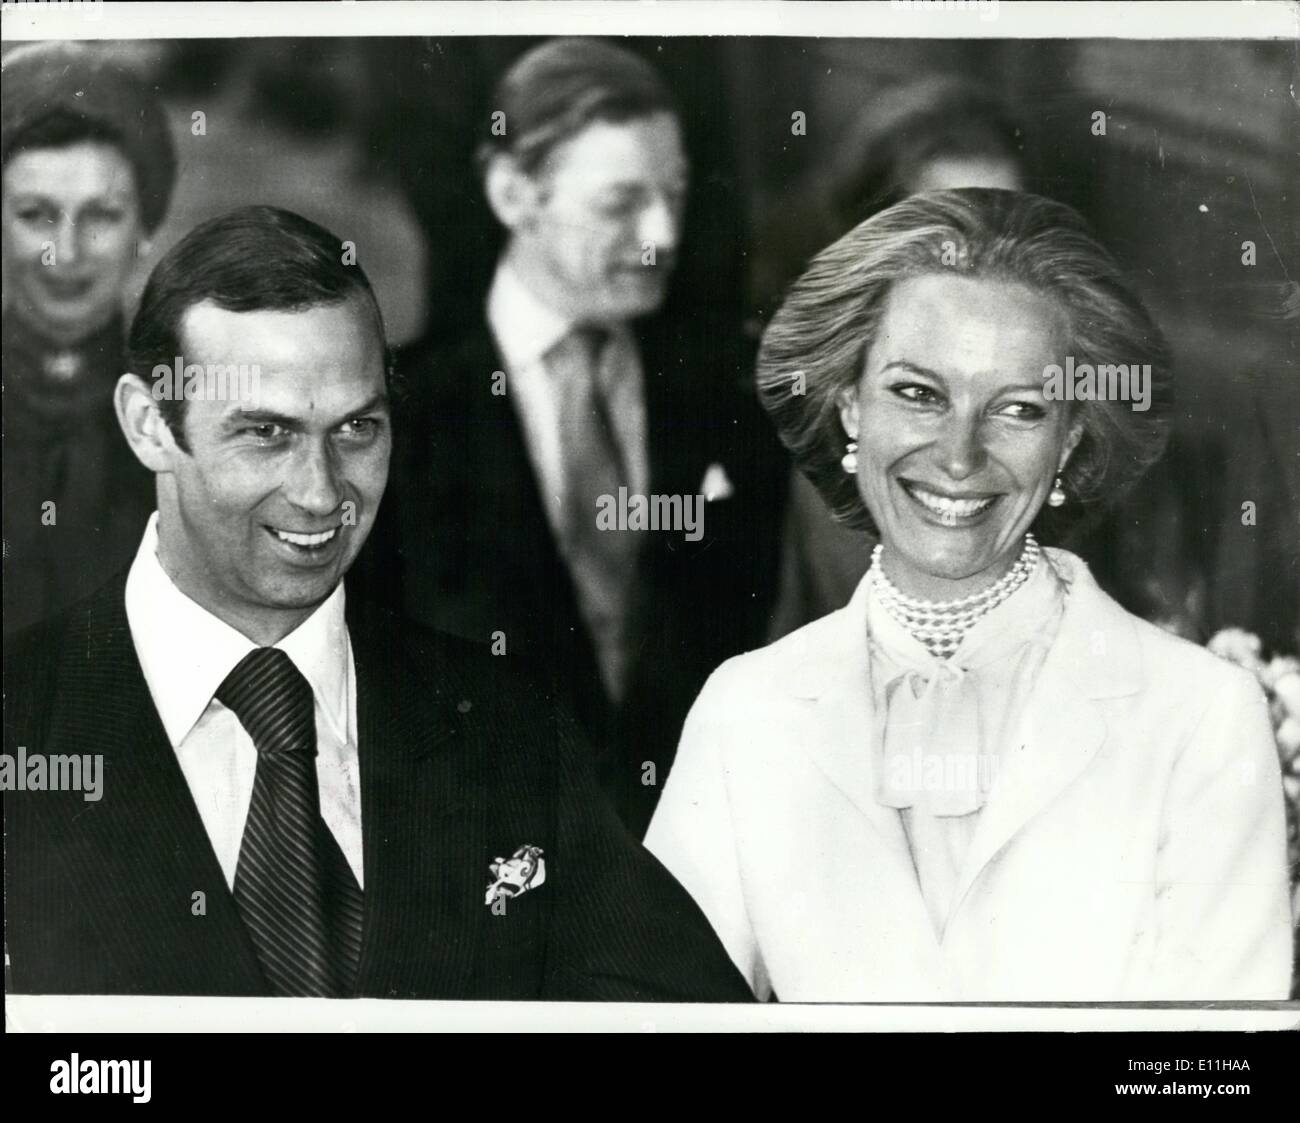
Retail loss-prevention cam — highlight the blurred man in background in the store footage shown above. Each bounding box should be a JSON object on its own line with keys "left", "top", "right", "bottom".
{"left": 381, "top": 38, "right": 783, "bottom": 838}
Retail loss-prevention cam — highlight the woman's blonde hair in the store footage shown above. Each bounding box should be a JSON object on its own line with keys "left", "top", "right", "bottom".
{"left": 756, "top": 188, "right": 1172, "bottom": 536}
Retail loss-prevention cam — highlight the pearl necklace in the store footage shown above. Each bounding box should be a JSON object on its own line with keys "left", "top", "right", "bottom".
{"left": 870, "top": 534, "right": 1041, "bottom": 659}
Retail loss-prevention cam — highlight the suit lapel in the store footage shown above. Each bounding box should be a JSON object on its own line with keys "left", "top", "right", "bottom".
{"left": 478, "top": 334, "right": 555, "bottom": 554}
{"left": 948, "top": 551, "right": 1143, "bottom": 915}
{"left": 473, "top": 329, "right": 609, "bottom": 723}
{"left": 636, "top": 318, "right": 693, "bottom": 498}
{"left": 46, "top": 580, "right": 267, "bottom": 994}
{"left": 347, "top": 600, "right": 482, "bottom": 998}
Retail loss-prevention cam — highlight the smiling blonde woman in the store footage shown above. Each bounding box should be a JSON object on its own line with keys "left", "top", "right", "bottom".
{"left": 645, "top": 188, "right": 1293, "bottom": 1001}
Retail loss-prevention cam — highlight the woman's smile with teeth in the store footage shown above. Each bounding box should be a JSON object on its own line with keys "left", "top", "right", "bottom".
{"left": 901, "top": 481, "right": 998, "bottom": 520}
{"left": 273, "top": 527, "right": 339, "bottom": 548}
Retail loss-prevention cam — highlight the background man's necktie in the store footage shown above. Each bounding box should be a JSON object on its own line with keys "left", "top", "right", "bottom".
{"left": 216, "top": 647, "right": 364, "bottom": 996}
{"left": 551, "top": 326, "right": 641, "bottom": 703}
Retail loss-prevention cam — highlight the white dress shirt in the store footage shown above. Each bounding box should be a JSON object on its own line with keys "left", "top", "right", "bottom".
{"left": 124, "top": 512, "right": 364, "bottom": 889}
{"left": 486, "top": 259, "right": 649, "bottom": 536}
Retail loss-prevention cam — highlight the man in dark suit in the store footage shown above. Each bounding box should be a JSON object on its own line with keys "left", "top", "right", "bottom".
{"left": 2, "top": 205, "right": 751, "bottom": 1001}
{"left": 379, "top": 39, "right": 784, "bottom": 838}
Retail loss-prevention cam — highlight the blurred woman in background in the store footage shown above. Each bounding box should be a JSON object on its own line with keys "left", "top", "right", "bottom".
{"left": 2, "top": 42, "right": 176, "bottom": 634}
{"left": 647, "top": 189, "right": 1293, "bottom": 1001}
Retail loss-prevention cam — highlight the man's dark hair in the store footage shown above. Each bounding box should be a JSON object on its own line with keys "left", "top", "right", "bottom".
{"left": 478, "top": 37, "right": 678, "bottom": 177}
{"left": 127, "top": 205, "right": 388, "bottom": 452}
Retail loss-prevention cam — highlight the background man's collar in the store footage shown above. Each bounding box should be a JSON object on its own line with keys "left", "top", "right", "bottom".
{"left": 487, "top": 258, "right": 577, "bottom": 370}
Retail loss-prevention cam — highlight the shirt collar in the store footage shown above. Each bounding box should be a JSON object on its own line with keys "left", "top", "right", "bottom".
{"left": 486, "top": 258, "right": 577, "bottom": 371}
{"left": 124, "top": 512, "right": 350, "bottom": 747}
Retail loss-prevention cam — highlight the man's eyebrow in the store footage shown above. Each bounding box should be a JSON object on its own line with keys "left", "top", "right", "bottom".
{"left": 341, "top": 393, "right": 390, "bottom": 417}
{"left": 223, "top": 394, "right": 390, "bottom": 430}
{"left": 598, "top": 174, "right": 689, "bottom": 193}
{"left": 222, "top": 408, "right": 299, "bottom": 430}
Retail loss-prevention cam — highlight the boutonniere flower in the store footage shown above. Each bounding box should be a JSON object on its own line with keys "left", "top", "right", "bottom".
{"left": 485, "top": 844, "right": 546, "bottom": 907}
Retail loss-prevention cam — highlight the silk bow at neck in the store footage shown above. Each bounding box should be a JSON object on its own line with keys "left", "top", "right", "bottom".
{"left": 866, "top": 560, "right": 1065, "bottom": 817}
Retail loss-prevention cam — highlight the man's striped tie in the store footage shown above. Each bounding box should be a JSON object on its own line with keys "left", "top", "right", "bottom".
{"left": 217, "top": 647, "right": 364, "bottom": 996}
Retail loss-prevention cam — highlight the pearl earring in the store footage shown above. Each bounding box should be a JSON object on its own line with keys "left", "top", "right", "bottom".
{"left": 841, "top": 439, "right": 859, "bottom": 474}
{"left": 1047, "top": 475, "right": 1066, "bottom": 507}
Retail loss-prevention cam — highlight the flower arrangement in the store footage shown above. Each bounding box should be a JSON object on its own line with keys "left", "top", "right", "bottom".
{"left": 1206, "top": 628, "right": 1300, "bottom": 997}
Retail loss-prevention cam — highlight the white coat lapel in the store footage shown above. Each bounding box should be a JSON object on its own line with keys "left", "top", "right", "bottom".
{"left": 949, "top": 551, "right": 1143, "bottom": 914}
{"left": 788, "top": 580, "right": 931, "bottom": 916}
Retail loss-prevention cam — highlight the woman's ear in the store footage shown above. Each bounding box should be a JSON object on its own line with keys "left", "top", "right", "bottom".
{"left": 836, "top": 386, "right": 861, "bottom": 440}
{"left": 1059, "top": 417, "right": 1085, "bottom": 473}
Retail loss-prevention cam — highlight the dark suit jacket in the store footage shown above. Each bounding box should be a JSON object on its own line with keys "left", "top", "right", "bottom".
{"left": 363, "top": 311, "right": 787, "bottom": 838}
{"left": 1, "top": 315, "right": 154, "bottom": 637}
{"left": 2, "top": 574, "right": 752, "bottom": 1001}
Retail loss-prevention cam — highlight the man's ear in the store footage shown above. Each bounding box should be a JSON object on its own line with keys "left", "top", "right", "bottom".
{"left": 836, "top": 385, "right": 861, "bottom": 441}
{"left": 115, "top": 373, "right": 183, "bottom": 473}
{"left": 483, "top": 152, "right": 540, "bottom": 231}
